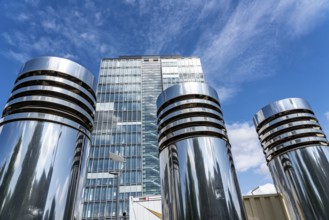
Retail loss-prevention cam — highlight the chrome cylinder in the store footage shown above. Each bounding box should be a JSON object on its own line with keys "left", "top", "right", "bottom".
{"left": 157, "top": 82, "right": 246, "bottom": 220}
{"left": 0, "top": 57, "right": 96, "bottom": 219}
{"left": 254, "top": 98, "right": 329, "bottom": 220}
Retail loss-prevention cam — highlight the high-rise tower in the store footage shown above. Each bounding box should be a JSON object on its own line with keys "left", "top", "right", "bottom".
{"left": 82, "top": 56, "right": 204, "bottom": 219}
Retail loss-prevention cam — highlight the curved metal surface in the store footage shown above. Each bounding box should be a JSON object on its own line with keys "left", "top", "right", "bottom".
{"left": 157, "top": 82, "right": 245, "bottom": 220}
{"left": 158, "top": 117, "right": 225, "bottom": 138}
{"left": 160, "top": 137, "right": 246, "bottom": 220}
{"left": 253, "top": 98, "right": 329, "bottom": 220}
{"left": 158, "top": 107, "right": 223, "bottom": 129}
{"left": 258, "top": 112, "right": 316, "bottom": 135}
{"left": 4, "top": 96, "right": 94, "bottom": 127}
{"left": 10, "top": 85, "right": 95, "bottom": 114}
{"left": 0, "top": 120, "right": 90, "bottom": 220}
{"left": 18, "top": 56, "right": 97, "bottom": 91}
{"left": 268, "top": 146, "right": 329, "bottom": 220}
{"left": 0, "top": 56, "right": 96, "bottom": 219}
{"left": 4, "top": 57, "right": 96, "bottom": 133}
{"left": 0, "top": 112, "right": 91, "bottom": 138}
{"left": 254, "top": 98, "right": 312, "bottom": 128}
{"left": 264, "top": 128, "right": 324, "bottom": 149}
{"left": 156, "top": 82, "right": 220, "bottom": 111}
{"left": 158, "top": 126, "right": 228, "bottom": 150}
{"left": 13, "top": 75, "right": 96, "bottom": 105}
{"left": 157, "top": 99, "right": 222, "bottom": 121}
{"left": 260, "top": 120, "right": 320, "bottom": 142}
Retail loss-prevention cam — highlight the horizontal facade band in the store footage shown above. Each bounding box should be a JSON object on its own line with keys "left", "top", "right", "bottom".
{"left": 3, "top": 95, "right": 94, "bottom": 131}
{"left": 117, "top": 121, "right": 142, "bottom": 125}
{"left": 157, "top": 98, "right": 222, "bottom": 122}
{"left": 0, "top": 112, "right": 91, "bottom": 139}
{"left": 158, "top": 107, "right": 223, "bottom": 130}
{"left": 263, "top": 128, "right": 325, "bottom": 149}
{"left": 13, "top": 75, "right": 96, "bottom": 107}
{"left": 17, "top": 56, "right": 97, "bottom": 91}
{"left": 260, "top": 120, "right": 320, "bottom": 142}
{"left": 158, "top": 117, "right": 226, "bottom": 140}
{"left": 9, "top": 85, "right": 95, "bottom": 115}
{"left": 258, "top": 112, "right": 316, "bottom": 135}
{"left": 156, "top": 82, "right": 220, "bottom": 112}
{"left": 266, "top": 138, "right": 329, "bottom": 161}
{"left": 254, "top": 98, "right": 313, "bottom": 128}
{"left": 158, "top": 126, "right": 228, "bottom": 151}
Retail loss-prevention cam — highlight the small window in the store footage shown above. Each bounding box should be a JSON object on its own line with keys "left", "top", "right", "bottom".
{"left": 144, "top": 59, "right": 149, "bottom": 62}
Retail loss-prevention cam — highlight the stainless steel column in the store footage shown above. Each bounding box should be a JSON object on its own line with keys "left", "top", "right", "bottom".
{"left": 157, "top": 82, "right": 246, "bottom": 220}
{"left": 0, "top": 57, "right": 97, "bottom": 219}
{"left": 253, "top": 98, "right": 329, "bottom": 220}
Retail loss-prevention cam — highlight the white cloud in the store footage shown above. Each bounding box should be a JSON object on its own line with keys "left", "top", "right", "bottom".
{"left": 123, "top": 0, "right": 136, "bottom": 5}
{"left": 226, "top": 122, "right": 269, "bottom": 177}
{"left": 5, "top": 50, "right": 29, "bottom": 63}
{"left": 61, "top": 53, "right": 78, "bottom": 60}
{"left": 2, "top": 0, "right": 328, "bottom": 78}
{"left": 325, "top": 112, "right": 329, "bottom": 121}
{"left": 2, "top": 33, "right": 15, "bottom": 46}
{"left": 142, "top": 1, "right": 231, "bottom": 54}
{"left": 246, "top": 183, "right": 277, "bottom": 195}
{"left": 272, "top": 0, "right": 329, "bottom": 37}
{"left": 16, "top": 13, "right": 30, "bottom": 21}
{"left": 2, "top": 4, "right": 116, "bottom": 67}
{"left": 41, "top": 20, "right": 60, "bottom": 31}
{"left": 24, "top": 0, "right": 40, "bottom": 6}
{"left": 216, "top": 86, "right": 237, "bottom": 102}
{"left": 255, "top": 163, "right": 271, "bottom": 177}
{"left": 195, "top": 0, "right": 329, "bottom": 101}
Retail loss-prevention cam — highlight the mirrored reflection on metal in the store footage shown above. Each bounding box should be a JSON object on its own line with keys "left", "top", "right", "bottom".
{"left": 0, "top": 57, "right": 96, "bottom": 219}
{"left": 253, "top": 98, "right": 329, "bottom": 220}
{"left": 2, "top": 56, "right": 96, "bottom": 133}
{"left": 157, "top": 82, "right": 246, "bottom": 220}
{"left": 18, "top": 56, "right": 97, "bottom": 91}
{"left": 0, "top": 120, "right": 90, "bottom": 220}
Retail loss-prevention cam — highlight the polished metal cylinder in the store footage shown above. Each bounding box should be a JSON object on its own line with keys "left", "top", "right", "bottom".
{"left": 254, "top": 98, "right": 329, "bottom": 220}
{"left": 0, "top": 57, "right": 96, "bottom": 219}
{"left": 157, "top": 82, "right": 246, "bottom": 220}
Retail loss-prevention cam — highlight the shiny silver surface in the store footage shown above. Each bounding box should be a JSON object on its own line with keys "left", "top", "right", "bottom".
{"left": 18, "top": 56, "right": 97, "bottom": 91}
{"left": 14, "top": 75, "right": 96, "bottom": 105}
{"left": 4, "top": 96, "right": 94, "bottom": 128}
{"left": 3, "top": 57, "right": 96, "bottom": 132}
{"left": 156, "top": 82, "right": 220, "bottom": 111}
{"left": 0, "top": 112, "right": 91, "bottom": 138}
{"left": 253, "top": 98, "right": 329, "bottom": 220}
{"left": 158, "top": 117, "right": 225, "bottom": 139}
{"left": 0, "top": 120, "right": 89, "bottom": 220}
{"left": 254, "top": 98, "right": 312, "bottom": 127}
{"left": 0, "top": 57, "right": 96, "bottom": 219}
{"left": 11, "top": 85, "right": 95, "bottom": 114}
{"left": 157, "top": 82, "right": 246, "bottom": 220}
{"left": 157, "top": 98, "right": 222, "bottom": 120}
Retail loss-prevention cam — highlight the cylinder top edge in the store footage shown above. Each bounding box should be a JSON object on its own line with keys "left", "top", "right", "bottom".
{"left": 156, "top": 82, "right": 220, "bottom": 109}
{"left": 253, "top": 98, "right": 312, "bottom": 127}
{"left": 18, "top": 56, "right": 97, "bottom": 92}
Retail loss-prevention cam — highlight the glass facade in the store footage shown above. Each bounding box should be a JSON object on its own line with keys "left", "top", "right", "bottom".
{"left": 82, "top": 56, "right": 204, "bottom": 219}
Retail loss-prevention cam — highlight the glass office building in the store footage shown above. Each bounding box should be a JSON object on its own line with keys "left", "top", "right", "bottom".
{"left": 82, "top": 55, "right": 204, "bottom": 219}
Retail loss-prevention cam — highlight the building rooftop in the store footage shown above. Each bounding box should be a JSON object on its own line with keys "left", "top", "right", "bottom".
{"left": 102, "top": 55, "right": 199, "bottom": 60}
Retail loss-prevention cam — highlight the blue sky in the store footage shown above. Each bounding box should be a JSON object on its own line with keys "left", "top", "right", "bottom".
{"left": 1, "top": 0, "right": 329, "bottom": 195}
